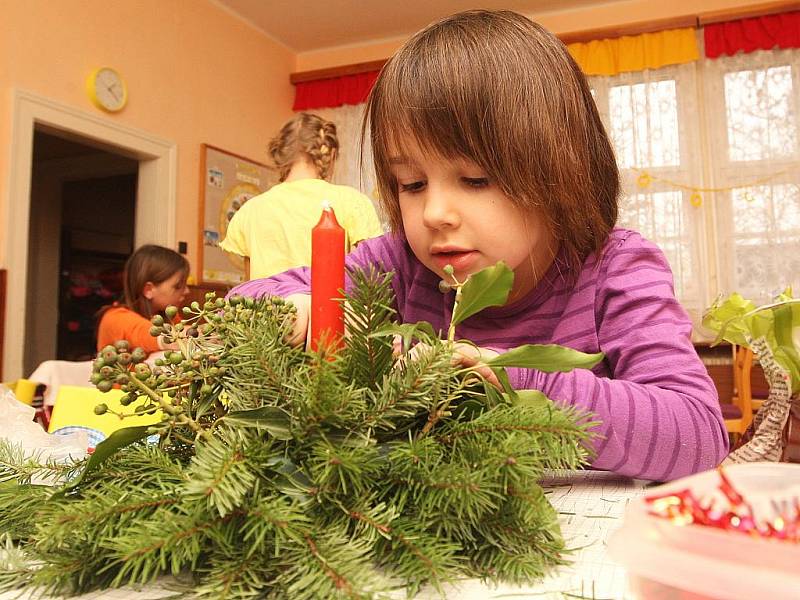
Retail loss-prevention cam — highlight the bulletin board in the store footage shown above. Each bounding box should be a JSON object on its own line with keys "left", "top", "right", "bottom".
{"left": 197, "top": 144, "right": 277, "bottom": 285}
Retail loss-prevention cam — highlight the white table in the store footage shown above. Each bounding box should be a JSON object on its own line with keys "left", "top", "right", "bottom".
{"left": 1, "top": 470, "right": 647, "bottom": 600}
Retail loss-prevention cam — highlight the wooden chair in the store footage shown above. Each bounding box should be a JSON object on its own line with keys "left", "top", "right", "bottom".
{"left": 724, "top": 344, "right": 755, "bottom": 436}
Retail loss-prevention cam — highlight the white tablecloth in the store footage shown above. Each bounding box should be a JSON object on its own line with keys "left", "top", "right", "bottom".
{"left": 0, "top": 470, "right": 647, "bottom": 599}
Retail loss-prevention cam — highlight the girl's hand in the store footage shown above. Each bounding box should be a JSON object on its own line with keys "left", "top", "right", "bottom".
{"left": 393, "top": 337, "right": 501, "bottom": 388}
{"left": 452, "top": 343, "right": 500, "bottom": 388}
{"left": 285, "top": 293, "right": 311, "bottom": 347}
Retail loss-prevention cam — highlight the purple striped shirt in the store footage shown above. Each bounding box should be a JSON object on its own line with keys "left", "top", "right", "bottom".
{"left": 231, "top": 227, "right": 728, "bottom": 481}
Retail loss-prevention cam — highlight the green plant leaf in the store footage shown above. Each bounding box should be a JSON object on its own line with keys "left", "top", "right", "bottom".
{"left": 52, "top": 425, "right": 151, "bottom": 499}
{"left": 510, "top": 389, "right": 551, "bottom": 409}
{"left": 492, "top": 367, "right": 518, "bottom": 402}
{"left": 368, "top": 321, "right": 438, "bottom": 353}
{"left": 451, "top": 262, "right": 514, "bottom": 326}
{"left": 702, "top": 292, "right": 756, "bottom": 347}
{"left": 487, "top": 344, "right": 603, "bottom": 372}
{"left": 224, "top": 406, "right": 292, "bottom": 439}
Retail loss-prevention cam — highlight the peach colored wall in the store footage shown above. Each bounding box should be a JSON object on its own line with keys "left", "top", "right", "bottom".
{"left": 0, "top": 0, "right": 295, "bottom": 273}
{"left": 295, "top": 0, "right": 771, "bottom": 71}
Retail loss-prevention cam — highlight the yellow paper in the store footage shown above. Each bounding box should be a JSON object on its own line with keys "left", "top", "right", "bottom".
{"left": 6, "top": 378, "right": 38, "bottom": 405}
{"left": 48, "top": 385, "right": 162, "bottom": 437}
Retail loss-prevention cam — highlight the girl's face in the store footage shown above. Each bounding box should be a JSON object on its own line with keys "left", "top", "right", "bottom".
{"left": 144, "top": 272, "right": 189, "bottom": 313}
{"left": 390, "top": 139, "right": 556, "bottom": 303}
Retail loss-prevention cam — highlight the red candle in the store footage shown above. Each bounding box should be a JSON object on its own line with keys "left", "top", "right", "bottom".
{"left": 310, "top": 202, "right": 345, "bottom": 352}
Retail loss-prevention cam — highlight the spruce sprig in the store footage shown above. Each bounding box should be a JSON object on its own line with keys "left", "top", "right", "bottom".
{"left": 0, "top": 265, "right": 601, "bottom": 598}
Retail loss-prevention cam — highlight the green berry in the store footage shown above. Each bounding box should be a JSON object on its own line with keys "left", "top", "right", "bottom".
{"left": 114, "top": 340, "right": 130, "bottom": 351}
{"left": 200, "top": 384, "right": 212, "bottom": 395}
{"left": 94, "top": 403, "right": 108, "bottom": 415}
{"left": 90, "top": 373, "right": 102, "bottom": 385}
{"left": 151, "top": 314, "right": 165, "bottom": 326}
{"left": 443, "top": 264, "right": 455, "bottom": 276}
{"left": 169, "top": 352, "right": 183, "bottom": 365}
{"left": 149, "top": 326, "right": 162, "bottom": 337}
{"left": 115, "top": 373, "right": 130, "bottom": 385}
{"left": 97, "top": 380, "right": 113, "bottom": 393}
{"left": 165, "top": 306, "right": 178, "bottom": 319}
{"left": 119, "top": 394, "right": 134, "bottom": 406}
{"left": 117, "top": 352, "right": 132, "bottom": 366}
{"left": 131, "top": 347, "right": 147, "bottom": 363}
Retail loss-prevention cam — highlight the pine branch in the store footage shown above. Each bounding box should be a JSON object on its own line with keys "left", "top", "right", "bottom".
{"left": 341, "top": 267, "right": 397, "bottom": 390}
{"left": 183, "top": 432, "right": 258, "bottom": 517}
{"left": 0, "top": 439, "right": 85, "bottom": 486}
{"left": 0, "top": 268, "right": 601, "bottom": 598}
{"left": 274, "top": 529, "right": 387, "bottom": 600}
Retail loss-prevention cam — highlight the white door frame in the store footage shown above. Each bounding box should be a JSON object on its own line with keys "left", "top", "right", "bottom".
{"left": 4, "top": 89, "right": 177, "bottom": 379}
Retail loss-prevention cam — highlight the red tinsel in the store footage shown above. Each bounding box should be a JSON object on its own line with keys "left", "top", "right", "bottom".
{"left": 645, "top": 467, "right": 800, "bottom": 542}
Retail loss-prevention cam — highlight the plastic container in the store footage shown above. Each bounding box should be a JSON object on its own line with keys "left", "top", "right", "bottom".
{"left": 608, "top": 463, "right": 800, "bottom": 600}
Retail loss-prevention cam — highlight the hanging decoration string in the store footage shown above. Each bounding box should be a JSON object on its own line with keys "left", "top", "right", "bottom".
{"left": 633, "top": 168, "right": 794, "bottom": 207}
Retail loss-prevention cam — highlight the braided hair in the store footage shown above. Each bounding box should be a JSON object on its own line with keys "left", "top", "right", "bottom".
{"left": 268, "top": 113, "right": 338, "bottom": 181}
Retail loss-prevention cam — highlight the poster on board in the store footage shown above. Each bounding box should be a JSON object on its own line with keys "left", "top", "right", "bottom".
{"left": 198, "top": 144, "right": 277, "bottom": 285}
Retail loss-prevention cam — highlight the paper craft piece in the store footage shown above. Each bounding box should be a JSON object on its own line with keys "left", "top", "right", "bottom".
{"left": 47, "top": 385, "right": 161, "bottom": 437}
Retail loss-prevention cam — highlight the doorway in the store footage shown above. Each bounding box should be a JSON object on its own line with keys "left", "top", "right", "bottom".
{"left": 5, "top": 89, "right": 177, "bottom": 380}
{"left": 26, "top": 130, "right": 140, "bottom": 370}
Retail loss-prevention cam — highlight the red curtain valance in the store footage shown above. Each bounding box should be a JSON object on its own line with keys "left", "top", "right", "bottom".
{"left": 293, "top": 70, "right": 380, "bottom": 111}
{"left": 704, "top": 11, "right": 800, "bottom": 58}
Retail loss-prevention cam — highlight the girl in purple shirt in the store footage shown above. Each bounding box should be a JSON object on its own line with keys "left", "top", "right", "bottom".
{"left": 231, "top": 10, "right": 728, "bottom": 481}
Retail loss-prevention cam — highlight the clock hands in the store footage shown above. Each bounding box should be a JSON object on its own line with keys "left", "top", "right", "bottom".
{"left": 106, "top": 83, "right": 121, "bottom": 102}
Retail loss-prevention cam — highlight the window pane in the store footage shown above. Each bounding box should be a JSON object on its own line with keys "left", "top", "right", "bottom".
{"left": 730, "top": 184, "right": 800, "bottom": 302}
{"left": 609, "top": 80, "right": 680, "bottom": 168}
{"left": 724, "top": 65, "right": 797, "bottom": 161}
{"left": 618, "top": 191, "right": 693, "bottom": 298}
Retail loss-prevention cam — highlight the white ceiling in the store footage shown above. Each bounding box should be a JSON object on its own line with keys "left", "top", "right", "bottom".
{"left": 213, "top": 0, "right": 609, "bottom": 53}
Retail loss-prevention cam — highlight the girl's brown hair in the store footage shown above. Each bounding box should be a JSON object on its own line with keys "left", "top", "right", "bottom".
{"left": 365, "top": 10, "right": 619, "bottom": 270}
{"left": 268, "top": 112, "right": 339, "bottom": 182}
{"left": 122, "top": 245, "right": 189, "bottom": 318}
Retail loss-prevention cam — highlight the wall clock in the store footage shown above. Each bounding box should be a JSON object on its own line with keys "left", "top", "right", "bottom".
{"left": 86, "top": 67, "right": 128, "bottom": 112}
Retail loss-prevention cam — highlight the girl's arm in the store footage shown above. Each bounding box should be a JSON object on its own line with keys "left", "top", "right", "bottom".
{"left": 228, "top": 233, "right": 403, "bottom": 300}
{"left": 507, "top": 240, "right": 728, "bottom": 482}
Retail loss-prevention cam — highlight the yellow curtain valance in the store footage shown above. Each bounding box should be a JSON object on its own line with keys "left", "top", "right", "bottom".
{"left": 567, "top": 28, "right": 699, "bottom": 76}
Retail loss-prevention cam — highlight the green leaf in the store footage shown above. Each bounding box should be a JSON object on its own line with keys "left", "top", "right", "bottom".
{"left": 451, "top": 262, "right": 514, "bottom": 326}
{"left": 702, "top": 293, "right": 756, "bottom": 347}
{"left": 492, "top": 367, "right": 518, "bottom": 402}
{"left": 224, "top": 406, "right": 292, "bottom": 439}
{"left": 510, "top": 389, "right": 551, "bottom": 409}
{"left": 487, "top": 344, "right": 603, "bottom": 372}
{"left": 369, "top": 321, "right": 438, "bottom": 353}
{"left": 52, "top": 425, "right": 151, "bottom": 498}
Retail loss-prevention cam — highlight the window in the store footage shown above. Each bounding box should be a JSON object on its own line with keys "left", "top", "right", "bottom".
{"left": 706, "top": 48, "right": 800, "bottom": 305}
{"left": 590, "top": 44, "right": 800, "bottom": 326}
{"left": 590, "top": 64, "right": 707, "bottom": 316}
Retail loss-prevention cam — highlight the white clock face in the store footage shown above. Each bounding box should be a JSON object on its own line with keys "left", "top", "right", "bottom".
{"left": 94, "top": 68, "right": 126, "bottom": 111}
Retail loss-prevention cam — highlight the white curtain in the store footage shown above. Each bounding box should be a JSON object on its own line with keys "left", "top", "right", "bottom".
{"left": 589, "top": 63, "right": 708, "bottom": 319}
{"left": 590, "top": 43, "right": 800, "bottom": 328}
{"left": 703, "top": 47, "right": 800, "bottom": 305}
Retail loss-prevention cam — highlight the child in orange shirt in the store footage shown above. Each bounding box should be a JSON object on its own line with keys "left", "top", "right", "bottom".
{"left": 96, "top": 245, "right": 189, "bottom": 354}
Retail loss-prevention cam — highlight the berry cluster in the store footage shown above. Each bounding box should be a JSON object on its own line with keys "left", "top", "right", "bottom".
{"left": 90, "top": 292, "right": 297, "bottom": 444}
